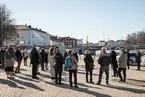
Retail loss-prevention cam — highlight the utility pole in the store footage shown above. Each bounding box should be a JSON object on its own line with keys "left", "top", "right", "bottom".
{"left": 86, "top": 35, "right": 88, "bottom": 49}
{"left": 103, "top": 32, "right": 105, "bottom": 41}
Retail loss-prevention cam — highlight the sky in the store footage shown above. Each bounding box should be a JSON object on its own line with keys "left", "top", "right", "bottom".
{"left": 1, "top": 0, "right": 145, "bottom": 43}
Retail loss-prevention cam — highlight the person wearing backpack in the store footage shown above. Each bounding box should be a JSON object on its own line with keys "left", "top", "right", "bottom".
{"left": 66, "top": 50, "right": 78, "bottom": 88}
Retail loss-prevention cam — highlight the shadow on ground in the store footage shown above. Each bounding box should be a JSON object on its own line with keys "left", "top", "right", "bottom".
{"left": 9, "top": 78, "right": 44, "bottom": 91}
{"left": 0, "top": 78, "right": 25, "bottom": 89}
{"left": 45, "top": 81, "right": 111, "bottom": 97}
{"left": 126, "top": 78, "right": 145, "bottom": 87}
{"left": 14, "top": 74, "right": 40, "bottom": 83}
{"left": 101, "top": 84, "right": 145, "bottom": 94}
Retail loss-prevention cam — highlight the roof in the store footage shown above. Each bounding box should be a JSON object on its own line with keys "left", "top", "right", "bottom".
{"left": 15, "top": 25, "right": 48, "bottom": 34}
{"left": 15, "top": 25, "right": 30, "bottom": 30}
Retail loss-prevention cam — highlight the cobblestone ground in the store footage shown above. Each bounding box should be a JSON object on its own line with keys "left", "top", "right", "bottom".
{"left": 0, "top": 57, "right": 145, "bottom": 97}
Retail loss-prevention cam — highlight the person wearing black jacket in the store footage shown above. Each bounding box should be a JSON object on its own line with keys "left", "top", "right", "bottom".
{"left": 54, "top": 48, "right": 64, "bottom": 84}
{"left": 44, "top": 49, "right": 48, "bottom": 70}
{"left": 63, "top": 50, "right": 68, "bottom": 60}
{"left": 136, "top": 50, "right": 141, "bottom": 70}
{"left": 97, "top": 47, "right": 111, "bottom": 85}
{"left": 40, "top": 49, "right": 45, "bottom": 71}
{"left": 73, "top": 49, "right": 78, "bottom": 62}
{"left": 110, "top": 48, "right": 118, "bottom": 77}
{"left": 84, "top": 50, "right": 94, "bottom": 83}
{"left": 15, "top": 47, "right": 23, "bottom": 73}
{"left": 30, "top": 47, "right": 40, "bottom": 79}
{"left": 0, "top": 47, "right": 5, "bottom": 69}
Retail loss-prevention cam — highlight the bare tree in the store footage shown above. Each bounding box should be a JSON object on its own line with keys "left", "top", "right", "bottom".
{"left": 0, "top": 4, "right": 16, "bottom": 46}
{"left": 126, "top": 31, "right": 145, "bottom": 45}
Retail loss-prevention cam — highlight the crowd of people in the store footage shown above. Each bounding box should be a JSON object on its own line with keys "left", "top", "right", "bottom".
{"left": 0, "top": 45, "right": 142, "bottom": 88}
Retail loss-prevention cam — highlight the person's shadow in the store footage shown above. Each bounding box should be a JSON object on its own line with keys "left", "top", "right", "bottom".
{"left": 0, "top": 78, "right": 25, "bottom": 89}
{"left": 101, "top": 84, "right": 145, "bottom": 94}
{"left": 45, "top": 81, "right": 111, "bottom": 97}
{"left": 9, "top": 78, "right": 44, "bottom": 91}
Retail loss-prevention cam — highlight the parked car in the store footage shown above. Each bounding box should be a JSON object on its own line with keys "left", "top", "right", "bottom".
{"left": 117, "top": 53, "right": 137, "bottom": 65}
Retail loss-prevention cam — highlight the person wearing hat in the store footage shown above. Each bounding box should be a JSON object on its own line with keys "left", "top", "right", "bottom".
{"left": 97, "top": 47, "right": 111, "bottom": 85}
{"left": 118, "top": 48, "right": 128, "bottom": 82}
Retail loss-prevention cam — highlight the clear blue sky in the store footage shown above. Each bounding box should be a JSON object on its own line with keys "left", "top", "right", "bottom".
{"left": 1, "top": 0, "right": 145, "bottom": 43}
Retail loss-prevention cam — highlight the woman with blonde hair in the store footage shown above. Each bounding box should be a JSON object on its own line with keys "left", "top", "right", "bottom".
{"left": 4, "top": 45, "right": 15, "bottom": 79}
{"left": 48, "top": 47, "right": 55, "bottom": 80}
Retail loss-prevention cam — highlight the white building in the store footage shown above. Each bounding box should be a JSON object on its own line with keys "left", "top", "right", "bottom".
{"left": 77, "top": 39, "right": 83, "bottom": 46}
{"left": 7, "top": 25, "right": 51, "bottom": 47}
{"left": 106, "top": 40, "right": 125, "bottom": 49}
{"left": 98, "top": 40, "right": 106, "bottom": 46}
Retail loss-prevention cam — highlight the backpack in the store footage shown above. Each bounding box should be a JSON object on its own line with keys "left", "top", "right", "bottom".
{"left": 65, "top": 56, "right": 72, "bottom": 69}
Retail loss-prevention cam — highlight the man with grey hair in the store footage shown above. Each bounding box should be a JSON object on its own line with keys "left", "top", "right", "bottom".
{"left": 97, "top": 47, "right": 111, "bottom": 85}
{"left": 118, "top": 48, "right": 128, "bottom": 82}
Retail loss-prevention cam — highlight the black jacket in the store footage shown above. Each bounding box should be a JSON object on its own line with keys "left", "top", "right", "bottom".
{"left": 98, "top": 53, "right": 111, "bottom": 67}
{"left": 40, "top": 50, "right": 46, "bottom": 63}
{"left": 44, "top": 52, "right": 48, "bottom": 63}
{"left": 110, "top": 51, "right": 118, "bottom": 68}
{"left": 84, "top": 54, "right": 94, "bottom": 71}
{"left": 136, "top": 52, "right": 141, "bottom": 63}
{"left": 15, "top": 50, "right": 22, "bottom": 62}
{"left": 73, "top": 53, "right": 78, "bottom": 61}
{"left": 30, "top": 48, "right": 40, "bottom": 65}
{"left": 54, "top": 52, "right": 64, "bottom": 73}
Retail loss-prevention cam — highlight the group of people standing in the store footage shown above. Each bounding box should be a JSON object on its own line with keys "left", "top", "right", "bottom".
{"left": 0, "top": 45, "right": 142, "bottom": 87}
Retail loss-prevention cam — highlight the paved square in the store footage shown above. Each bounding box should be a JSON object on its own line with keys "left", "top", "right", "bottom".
{"left": 0, "top": 58, "right": 145, "bottom": 97}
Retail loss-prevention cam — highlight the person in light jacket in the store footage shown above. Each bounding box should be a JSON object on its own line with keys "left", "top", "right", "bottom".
{"left": 118, "top": 48, "right": 128, "bottom": 83}
{"left": 68, "top": 50, "right": 78, "bottom": 88}
{"left": 48, "top": 47, "right": 55, "bottom": 80}
{"left": 23, "top": 48, "right": 28, "bottom": 66}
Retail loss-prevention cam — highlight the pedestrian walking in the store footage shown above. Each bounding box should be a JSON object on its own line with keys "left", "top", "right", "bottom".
{"left": 66, "top": 50, "right": 78, "bottom": 88}
{"left": 135, "top": 50, "right": 141, "bottom": 70}
{"left": 15, "top": 47, "right": 23, "bottom": 73}
{"left": 4, "top": 46, "right": 15, "bottom": 79}
{"left": 118, "top": 48, "right": 128, "bottom": 83}
{"left": 44, "top": 49, "right": 48, "bottom": 70}
{"left": 54, "top": 48, "right": 64, "bottom": 84}
{"left": 48, "top": 47, "right": 55, "bottom": 80}
{"left": 0, "top": 47, "right": 5, "bottom": 69}
{"left": 84, "top": 50, "right": 94, "bottom": 83}
{"left": 30, "top": 47, "right": 40, "bottom": 79}
{"left": 110, "top": 48, "right": 118, "bottom": 77}
{"left": 40, "top": 49, "right": 46, "bottom": 71}
{"left": 23, "top": 48, "right": 28, "bottom": 66}
{"left": 97, "top": 47, "right": 111, "bottom": 85}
